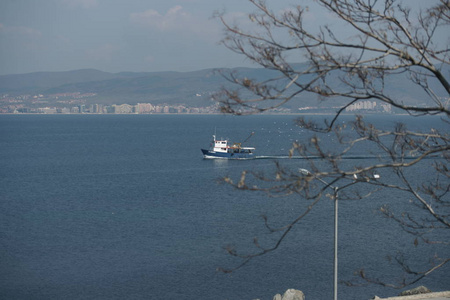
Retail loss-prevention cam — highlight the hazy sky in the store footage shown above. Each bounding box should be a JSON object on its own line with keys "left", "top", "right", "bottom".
{"left": 0, "top": 0, "right": 442, "bottom": 75}
{"left": 0, "top": 0, "right": 281, "bottom": 75}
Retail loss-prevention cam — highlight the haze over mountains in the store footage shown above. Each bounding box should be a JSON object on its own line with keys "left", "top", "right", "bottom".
{"left": 0, "top": 65, "right": 447, "bottom": 110}
{"left": 0, "top": 68, "right": 223, "bottom": 107}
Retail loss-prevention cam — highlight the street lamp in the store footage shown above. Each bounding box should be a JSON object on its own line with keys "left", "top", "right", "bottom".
{"left": 298, "top": 168, "right": 380, "bottom": 300}
{"left": 298, "top": 168, "right": 339, "bottom": 300}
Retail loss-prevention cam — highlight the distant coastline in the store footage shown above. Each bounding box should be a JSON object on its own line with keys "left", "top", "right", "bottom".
{"left": 3, "top": 66, "right": 436, "bottom": 115}
{"left": 0, "top": 112, "right": 402, "bottom": 116}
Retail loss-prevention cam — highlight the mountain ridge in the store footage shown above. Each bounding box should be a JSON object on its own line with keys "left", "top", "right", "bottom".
{"left": 0, "top": 67, "right": 283, "bottom": 107}
{"left": 0, "top": 65, "right": 446, "bottom": 109}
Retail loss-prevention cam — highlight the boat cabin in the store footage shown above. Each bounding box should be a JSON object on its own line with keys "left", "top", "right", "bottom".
{"left": 212, "top": 135, "right": 254, "bottom": 154}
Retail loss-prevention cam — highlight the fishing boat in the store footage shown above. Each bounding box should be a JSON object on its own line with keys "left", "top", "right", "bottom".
{"left": 201, "top": 133, "right": 255, "bottom": 159}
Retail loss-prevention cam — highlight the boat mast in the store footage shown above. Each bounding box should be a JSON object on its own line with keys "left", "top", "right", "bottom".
{"left": 242, "top": 132, "right": 255, "bottom": 145}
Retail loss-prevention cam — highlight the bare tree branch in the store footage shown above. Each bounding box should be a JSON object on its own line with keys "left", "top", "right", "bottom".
{"left": 215, "top": 0, "right": 449, "bottom": 290}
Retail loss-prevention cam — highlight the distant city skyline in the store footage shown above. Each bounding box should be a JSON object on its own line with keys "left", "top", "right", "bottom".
{"left": 0, "top": 91, "right": 392, "bottom": 115}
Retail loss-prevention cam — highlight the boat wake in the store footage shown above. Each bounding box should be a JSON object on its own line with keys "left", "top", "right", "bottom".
{"left": 254, "top": 155, "right": 375, "bottom": 160}
{"left": 251, "top": 154, "right": 439, "bottom": 160}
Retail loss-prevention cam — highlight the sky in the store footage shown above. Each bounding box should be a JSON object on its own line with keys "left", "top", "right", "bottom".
{"left": 0, "top": 0, "right": 287, "bottom": 75}
{"left": 0, "top": 0, "right": 443, "bottom": 75}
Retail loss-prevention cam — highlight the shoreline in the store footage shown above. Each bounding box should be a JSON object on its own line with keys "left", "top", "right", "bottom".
{"left": 0, "top": 112, "right": 405, "bottom": 116}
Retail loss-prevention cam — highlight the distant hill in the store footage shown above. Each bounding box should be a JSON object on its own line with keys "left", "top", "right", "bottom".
{"left": 0, "top": 65, "right": 447, "bottom": 108}
{"left": 0, "top": 69, "right": 122, "bottom": 92}
{"left": 0, "top": 67, "right": 285, "bottom": 107}
{"left": 43, "top": 69, "right": 229, "bottom": 106}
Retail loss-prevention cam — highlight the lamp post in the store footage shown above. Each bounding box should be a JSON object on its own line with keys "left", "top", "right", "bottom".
{"left": 299, "top": 168, "right": 339, "bottom": 300}
{"left": 298, "top": 168, "right": 380, "bottom": 300}
{"left": 299, "top": 168, "right": 380, "bottom": 300}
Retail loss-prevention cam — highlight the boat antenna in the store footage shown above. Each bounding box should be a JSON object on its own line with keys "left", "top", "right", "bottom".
{"left": 242, "top": 131, "right": 255, "bottom": 145}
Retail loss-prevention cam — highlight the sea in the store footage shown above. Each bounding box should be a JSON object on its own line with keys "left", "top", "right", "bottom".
{"left": 0, "top": 114, "right": 448, "bottom": 300}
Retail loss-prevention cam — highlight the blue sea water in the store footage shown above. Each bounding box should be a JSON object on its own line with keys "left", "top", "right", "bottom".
{"left": 0, "top": 114, "right": 448, "bottom": 300}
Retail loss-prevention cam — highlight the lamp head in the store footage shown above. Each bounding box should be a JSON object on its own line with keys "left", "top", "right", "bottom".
{"left": 298, "top": 168, "right": 311, "bottom": 176}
